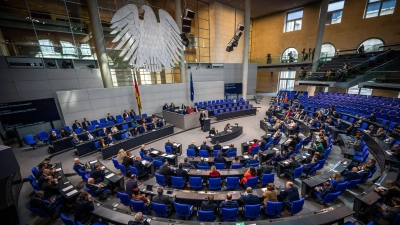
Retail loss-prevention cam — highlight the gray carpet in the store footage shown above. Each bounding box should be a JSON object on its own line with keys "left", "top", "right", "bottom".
{"left": 14, "top": 96, "right": 377, "bottom": 224}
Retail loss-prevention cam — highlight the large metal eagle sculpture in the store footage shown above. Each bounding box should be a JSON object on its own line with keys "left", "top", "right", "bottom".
{"left": 110, "top": 4, "right": 184, "bottom": 72}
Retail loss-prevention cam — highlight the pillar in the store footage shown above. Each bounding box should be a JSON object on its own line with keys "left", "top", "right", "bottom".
{"left": 311, "top": 0, "right": 329, "bottom": 72}
{"left": 242, "top": 0, "right": 251, "bottom": 99}
{"left": 87, "top": 0, "right": 113, "bottom": 88}
{"left": 175, "top": 0, "right": 187, "bottom": 83}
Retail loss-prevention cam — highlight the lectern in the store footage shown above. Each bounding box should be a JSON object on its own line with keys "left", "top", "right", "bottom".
{"left": 203, "top": 118, "right": 211, "bottom": 132}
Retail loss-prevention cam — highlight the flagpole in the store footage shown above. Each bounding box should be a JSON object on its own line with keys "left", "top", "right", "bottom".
{"left": 133, "top": 70, "right": 142, "bottom": 119}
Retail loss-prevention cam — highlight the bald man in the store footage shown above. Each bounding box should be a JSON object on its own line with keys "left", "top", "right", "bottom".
{"left": 219, "top": 193, "right": 239, "bottom": 212}
{"left": 342, "top": 167, "right": 362, "bottom": 182}
{"left": 128, "top": 212, "right": 150, "bottom": 225}
{"left": 165, "top": 139, "right": 176, "bottom": 154}
{"left": 280, "top": 181, "right": 300, "bottom": 211}
{"left": 86, "top": 178, "right": 109, "bottom": 200}
{"left": 73, "top": 158, "right": 88, "bottom": 172}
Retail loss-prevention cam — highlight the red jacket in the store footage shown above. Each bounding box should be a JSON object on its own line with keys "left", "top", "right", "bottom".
{"left": 248, "top": 143, "right": 259, "bottom": 153}
{"left": 209, "top": 171, "right": 220, "bottom": 178}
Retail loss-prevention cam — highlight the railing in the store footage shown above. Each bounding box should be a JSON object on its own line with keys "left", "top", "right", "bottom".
{"left": 363, "top": 57, "right": 400, "bottom": 83}
{"left": 250, "top": 53, "right": 328, "bottom": 65}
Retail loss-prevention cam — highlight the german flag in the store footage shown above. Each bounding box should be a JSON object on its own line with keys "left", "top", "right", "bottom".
{"left": 133, "top": 74, "right": 142, "bottom": 109}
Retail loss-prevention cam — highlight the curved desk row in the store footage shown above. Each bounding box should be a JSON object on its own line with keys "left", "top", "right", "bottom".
{"left": 187, "top": 156, "right": 249, "bottom": 168}
{"left": 185, "top": 167, "right": 248, "bottom": 180}
{"left": 91, "top": 201, "right": 352, "bottom": 225}
{"left": 337, "top": 134, "right": 356, "bottom": 159}
{"left": 211, "top": 126, "right": 243, "bottom": 144}
{"left": 216, "top": 108, "right": 257, "bottom": 121}
{"left": 53, "top": 162, "right": 80, "bottom": 200}
{"left": 88, "top": 159, "right": 125, "bottom": 188}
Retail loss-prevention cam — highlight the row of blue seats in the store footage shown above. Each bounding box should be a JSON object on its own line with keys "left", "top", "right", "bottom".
{"left": 194, "top": 98, "right": 245, "bottom": 107}
{"left": 213, "top": 105, "right": 253, "bottom": 116}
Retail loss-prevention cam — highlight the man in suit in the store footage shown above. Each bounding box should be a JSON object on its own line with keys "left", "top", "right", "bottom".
{"left": 200, "top": 140, "right": 210, "bottom": 151}
{"left": 314, "top": 181, "right": 335, "bottom": 201}
{"left": 38, "top": 169, "right": 51, "bottom": 189}
{"left": 369, "top": 113, "right": 377, "bottom": 122}
{"left": 280, "top": 181, "right": 300, "bottom": 211}
{"left": 157, "top": 162, "right": 174, "bottom": 185}
{"left": 72, "top": 120, "right": 82, "bottom": 131}
{"left": 293, "top": 133, "right": 301, "bottom": 145}
{"left": 107, "top": 113, "right": 116, "bottom": 123}
{"left": 152, "top": 187, "right": 174, "bottom": 211}
{"left": 86, "top": 178, "right": 109, "bottom": 200}
{"left": 49, "top": 130, "right": 60, "bottom": 143}
{"left": 175, "top": 163, "right": 188, "bottom": 182}
{"left": 165, "top": 139, "right": 175, "bottom": 154}
{"left": 82, "top": 118, "right": 91, "bottom": 130}
{"left": 106, "top": 133, "right": 116, "bottom": 145}
{"left": 140, "top": 144, "right": 147, "bottom": 154}
{"left": 198, "top": 158, "right": 209, "bottom": 167}
{"left": 125, "top": 174, "right": 138, "bottom": 198}
{"left": 282, "top": 147, "right": 295, "bottom": 159}
{"left": 74, "top": 191, "right": 94, "bottom": 224}
{"left": 259, "top": 136, "right": 268, "bottom": 150}
{"left": 360, "top": 197, "right": 400, "bottom": 225}
{"left": 240, "top": 187, "right": 260, "bottom": 206}
{"left": 41, "top": 176, "right": 60, "bottom": 198}
{"left": 268, "top": 151, "right": 283, "bottom": 167}
{"left": 188, "top": 141, "right": 198, "bottom": 156}
{"left": 90, "top": 163, "right": 105, "bottom": 184}
{"left": 342, "top": 167, "right": 362, "bottom": 182}
{"left": 73, "top": 158, "right": 88, "bottom": 172}
{"left": 303, "top": 157, "right": 318, "bottom": 173}
{"left": 282, "top": 136, "right": 297, "bottom": 152}
{"left": 142, "top": 151, "right": 155, "bottom": 163}
{"left": 364, "top": 159, "right": 376, "bottom": 171}
{"left": 130, "top": 109, "right": 136, "bottom": 118}
{"left": 335, "top": 119, "right": 343, "bottom": 129}
{"left": 132, "top": 156, "right": 148, "bottom": 177}
{"left": 155, "top": 151, "right": 166, "bottom": 162}
{"left": 289, "top": 122, "right": 299, "bottom": 135}
{"left": 372, "top": 127, "right": 386, "bottom": 139}
{"left": 181, "top": 158, "right": 195, "bottom": 169}
{"left": 100, "top": 128, "right": 110, "bottom": 137}
{"left": 84, "top": 130, "right": 96, "bottom": 141}
{"left": 365, "top": 125, "right": 377, "bottom": 135}
{"left": 223, "top": 144, "right": 237, "bottom": 157}
{"left": 213, "top": 141, "right": 222, "bottom": 150}
{"left": 258, "top": 164, "right": 274, "bottom": 178}
{"left": 72, "top": 133, "right": 83, "bottom": 144}
{"left": 199, "top": 111, "right": 206, "bottom": 129}
{"left": 128, "top": 212, "right": 150, "bottom": 225}
{"left": 201, "top": 195, "right": 217, "bottom": 213}
{"left": 30, "top": 191, "right": 61, "bottom": 217}
{"left": 245, "top": 155, "right": 259, "bottom": 167}
{"left": 284, "top": 156, "right": 301, "bottom": 176}
{"left": 214, "top": 151, "right": 226, "bottom": 164}
{"left": 219, "top": 193, "right": 239, "bottom": 213}
{"left": 374, "top": 180, "right": 400, "bottom": 205}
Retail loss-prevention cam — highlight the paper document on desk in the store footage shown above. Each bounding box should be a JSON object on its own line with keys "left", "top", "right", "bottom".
{"left": 56, "top": 168, "right": 62, "bottom": 172}
{"left": 90, "top": 160, "right": 98, "bottom": 164}
{"left": 62, "top": 186, "right": 73, "bottom": 192}
{"left": 101, "top": 166, "right": 105, "bottom": 169}
{"left": 273, "top": 148, "right": 279, "bottom": 151}
{"left": 223, "top": 146, "right": 229, "bottom": 149}
{"left": 105, "top": 173, "right": 114, "bottom": 179}
{"left": 243, "top": 155, "right": 249, "bottom": 159}
{"left": 66, "top": 189, "right": 78, "bottom": 196}
{"left": 302, "top": 156, "right": 306, "bottom": 159}
{"left": 151, "top": 151, "right": 159, "bottom": 154}
{"left": 386, "top": 151, "right": 393, "bottom": 155}
{"left": 162, "top": 153, "right": 167, "bottom": 156}
{"left": 204, "top": 158, "right": 209, "bottom": 161}
{"left": 166, "top": 155, "right": 174, "bottom": 158}
{"left": 261, "top": 188, "right": 267, "bottom": 192}
{"left": 142, "top": 161, "right": 148, "bottom": 165}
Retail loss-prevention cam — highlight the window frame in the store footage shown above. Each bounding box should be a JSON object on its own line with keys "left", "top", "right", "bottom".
{"left": 278, "top": 71, "right": 296, "bottom": 91}
{"left": 284, "top": 9, "right": 304, "bottom": 33}
{"left": 364, "top": 0, "right": 397, "bottom": 18}
{"left": 326, "top": 0, "right": 345, "bottom": 25}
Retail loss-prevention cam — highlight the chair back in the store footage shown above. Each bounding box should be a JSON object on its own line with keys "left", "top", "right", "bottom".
{"left": 221, "top": 208, "right": 238, "bottom": 222}
{"left": 231, "top": 164, "right": 242, "bottom": 169}
{"left": 78, "top": 169, "right": 89, "bottom": 182}
{"left": 122, "top": 124, "right": 129, "bottom": 130}
{"left": 111, "top": 158, "right": 120, "bottom": 170}
{"left": 174, "top": 202, "right": 193, "bottom": 219}
{"left": 199, "top": 150, "right": 209, "bottom": 157}
{"left": 261, "top": 173, "right": 274, "bottom": 186}
{"left": 198, "top": 165, "right": 209, "bottom": 170}
{"left": 290, "top": 198, "right": 305, "bottom": 215}
{"left": 213, "top": 150, "right": 222, "bottom": 157}
{"left": 335, "top": 181, "right": 348, "bottom": 195}
{"left": 227, "top": 151, "right": 237, "bottom": 157}
{"left": 129, "top": 166, "right": 139, "bottom": 177}
{"left": 84, "top": 185, "right": 98, "bottom": 198}
{"left": 27, "top": 206, "right": 49, "bottom": 218}
{"left": 118, "top": 163, "right": 127, "bottom": 175}
{"left": 107, "top": 121, "right": 115, "bottom": 125}
{"left": 31, "top": 167, "right": 39, "bottom": 179}
{"left": 121, "top": 133, "right": 127, "bottom": 140}
{"left": 74, "top": 128, "right": 83, "bottom": 134}
{"left": 391, "top": 214, "right": 400, "bottom": 225}
{"left": 152, "top": 202, "right": 169, "bottom": 217}
{"left": 155, "top": 173, "right": 166, "bottom": 186}
{"left": 316, "top": 159, "right": 325, "bottom": 170}
{"left": 61, "top": 213, "right": 75, "bottom": 225}
{"left": 246, "top": 177, "right": 258, "bottom": 188}
{"left": 189, "top": 176, "right": 202, "bottom": 189}
{"left": 198, "top": 210, "right": 214, "bottom": 222}
{"left": 171, "top": 176, "right": 185, "bottom": 189}
{"left": 322, "top": 191, "right": 340, "bottom": 203}
{"left": 265, "top": 201, "right": 283, "bottom": 218}
{"left": 86, "top": 125, "right": 95, "bottom": 131}
{"left": 293, "top": 166, "right": 304, "bottom": 179}
{"left": 28, "top": 175, "right": 39, "bottom": 192}
{"left": 154, "top": 160, "right": 163, "bottom": 169}
{"left": 187, "top": 149, "right": 195, "bottom": 157}
{"left": 244, "top": 204, "right": 261, "bottom": 219}
{"left": 252, "top": 145, "right": 260, "bottom": 155}
{"left": 346, "top": 179, "right": 361, "bottom": 189}
{"left": 130, "top": 200, "right": 148, "bottom": 214}
{"left": 116, "top": 192, "right": 131, "bottom": 207}
{"left": 226, "top": 177, "right": 239, "bottom": 189}
{"left": 208, "top": 177, "right": 221, "bottom": 190}
{"left": 165, "top": 146, "right": 173, "bottom": 154}
{"left": 214, "top": 163, "right": 225, "bottom": 169}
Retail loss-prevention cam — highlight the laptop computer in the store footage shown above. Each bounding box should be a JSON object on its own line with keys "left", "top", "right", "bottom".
{"left": 146, "top": 185, "right": 153, "bottom": 191}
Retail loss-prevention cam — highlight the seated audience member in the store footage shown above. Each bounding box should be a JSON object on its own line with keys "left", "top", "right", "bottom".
{"left": 133, "top": 156, "right": 149, "bottom": 177}
{"left": 131, "top": 187, "right": 150, "bottom": 206}
{"left": 143, "top": 150, "right": 155, "bottom": 163}
{"left": 303, "top": 132, "right": 313, "bottom": 144}
{"left": 349, "top": 136, "right": 362, "bottom": 151}
{"left": 73, "top": 158, "right": 89, "bottom": 172}
{"left": 284, "top": 156, "right": 301, "bottom": 176}
{"left": 198, "top": 157, "right": 209, "bottom": 167}
{"left": 188, "top": 141, "right": 197, "bottom": 155}
{"left": 219, "top": 193, "right": 239, "bottom": 212}
{"left": 224, "top": 144, "right": 236, "bottom": 157}
{"left": 84, "top": 130, "right": 96, "bottom": 141}
{"left": 175, "top": 163, "right": 189, "bottom": 182}
{"left": 342, "top": 167, "right": 362, "bottom": 182}
{"left": 74, "top": 191, "right": 94, "bottom": 223}
{"left": 214, "top": 152, "right": 226, "bottom": 164}
{"left": 263, "top": 183, "right": 278, "bottom": 206}
{"left": 201, "top": 195, "right": 217, "bottom": 213}
{"left": 125, "top": 174, "right": 138, "bottom": 198}
{"left": 90, "top": 163, "right": 105, "bottom": 184}
{"left": 374, "top": 180, "right": 400, "bottom": 205}
{"left": 313, "top": 181, "right": 335, "bottom": 201}
{"left": 283, "top": 136, "right": 297, "bottom": 151}
{"left": 72, "top": 120, "right": 82, "bottom": 130}
{"left": 116, "top": 149, "right": 127, "bottom": 164}
{"left": 209, "top": 166, "right": 220, "bottom": 178}
{"left": 213, "top": 140, "right": 222, "bottom": 150}
{"left": 72, "top": 133, "right": 83, "bottom": 144}
{"left": 122, "top": 152, "right": 134, "bottom": 169}
{"left": 394, "top": 124, "right": 400, "bottom": 132}
{"left": 240, "top": 187, "right": 260, "bottom": 206}
{"left": 49, "top": 130, "right": 60, "bottom": 142}
{"left": 364, "top": 125, "right": 377, "bottom": 135}
{"left": 369, "top": 113, "right": 377, "bottom": 122}
{"left": 132, "top": 127, "right": 139, "bottom": 135}
{"left": 209, "top": 127, "right": 216, "bottom": 137}
{"left": 106, "top": 133, "right": 116, "bottom": 145}
{"left": 372, "top": 127, "right": 386, "bottom": 139}
{"left": 345, "top": 123, "right": 355, "bottom": 136}
{"left": 155, "top": 151, "right": 166, "bottom": 162}
{"left": 86, "top": 178, "right": 109, "bottom": 200}
{"left": 363, "top": 159, "right": 376, "bottom": 171}
{"left": 163, "top": 103, "right": 169, "bottom": 111}
{"left": 110, "top": 125, "right": 119, "bottom": 133}
{"left": 384, "top": 132, "right": 395, "bottom": 147}
{"left": 358, "top": 165, "right": 371, "bottom": 180}
{"left": 268, "top": 151, "right": 283, "bottom": 166}
{"left": 99, "top": 138, "right": 108, "bottom": 148}
{"left": 311, "top": 137, "right": 325, "bottom": 154}
{"left": 248, "top": 139, "right": 259, "bottom": 154}
{"left": 200, "top": 140, "right": 210, "bottom": 151}
{"left": 335, "top": 119, "right": 343, "bottom": 129}
{"left": 231, "top": 156, "right": 241, "bottom": 168}
{"left": 187, "top": 106, "right": 193, "bottom": 114}
{"left": 41, "top": 176, "right": 60, "bottom": 198}
{"left": 303, "top": 157, "right": 318, "bottom": 174}
{"left": 359, "top": 197, "right": 400, "bottom": 224}
{"left": 38, "top": 169, "right": 51, "bottom": 189}
{"left": 240, "top": 167, "right": 257, "bottom": 186}
{"left": 128, "top": 212, "right": 150, "bottom": 225}
{"left": 259, "top": 136, "right": 268, "bottom": 150}
{"left": 82, "top": 118, "right": 91, "bottom": 130}
{"left": 293, "top": 133, "right": 301, "bottom": 144}
{"left": 100, "top": 127, "right": 110, "bottom": 137}
{"left": 329, "top": 172, "right": 343, "bottom": 189}
{"left": 258, "top": 164, "right": 274, "bottom": 178}
{"left": 30, "top": 191, "right": 61, "bottom": 217}
{"left": 158, "top": 162, "right": 174, "bottom": 185}
{"left": 280, "top": 181, "right": 300, "bottom": 211}
{"left": 152, "top": 187, "right": 174, "bottom": 211}
{"left": 245, "top": 155, "right": 259, "bottom": 167}
{"left": 125, "top": 128, "right": 133, "bottom": 138}
{"left": 181, "top": 158, "right": 195, "bottom": 169}
{"left": 123, "top": 110, "right": 130, "bottom": 119}
{"left": 282, "top": 146, "right": 295, "bottom": 159}
{"left": 140, "top": 144, "right": 147, "bottom": 154}
{"left": 107, "top": 113, "right": 116, "bottom": 123}
{"left": 224, "top": 123, "right": 232, "bottom": 132}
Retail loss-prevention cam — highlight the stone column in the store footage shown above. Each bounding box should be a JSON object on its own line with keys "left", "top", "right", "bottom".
{"left": 241, "top": 0, "right": 251, "bottom": 99}
{"left": 311, "top": 0, "right": 329, "bottom": 72}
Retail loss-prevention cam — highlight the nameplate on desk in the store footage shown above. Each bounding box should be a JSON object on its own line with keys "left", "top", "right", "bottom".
{"left": 302, "top": 156, "right": 306, "bottom": 159}
{"left": 273, "top": 148, "right": 279, "bottom": 151}
{"left": 223, "top": 146, "right": 229, "bottom": 149}
{"left": 151, "top": 151, "right": 159, "bottom": 154}
{"left": 62, "top": 185, "right": 73, "bottom": 192}
{"left": 162, "top": 153, "right": 167, "bottom": 156}
{"left": 106, "top": 173, "right": 115, "bottom": 179}
{"left": 66, "top": 189, "right": 78, "bottom": 196}
{"left": 56, "top": 168, "right": 62, "bottom": 172}
{"left": 204, "top": 158, "right": 209, "bottom": 161}
{"left": 166, "top": 155, "right": 174, "bottom": 158}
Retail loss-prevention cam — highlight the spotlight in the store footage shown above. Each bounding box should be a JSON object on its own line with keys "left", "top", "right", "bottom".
{"left": 47, "top": 62, "right": 56, "bottom": 68}
{"left": 180, "top": 32, "right": 189, "bottom": 40}
{"left": 184, "top": 8, "right": 195, "bottom": 19}
{"left": 226, "top": 43, "right": 233, "bottom": 52}
{"left": 233, "top": 31, "right": 242, "bottom": 41}
{"left": 182, "top": 18, "right": 192, "bottom": 26}
{"left": 182, "top": 26, "right": 191, "bottom": 33}
{"left": 87, "top": 64, "right": 95, "bottom": 68}
{"left": 231, "top": 39, "right": 238, "bottom": 47}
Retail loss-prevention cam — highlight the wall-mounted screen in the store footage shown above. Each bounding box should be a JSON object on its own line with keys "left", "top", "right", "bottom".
{"left": 225, "top": 83, "right": 243, "bottom": 95}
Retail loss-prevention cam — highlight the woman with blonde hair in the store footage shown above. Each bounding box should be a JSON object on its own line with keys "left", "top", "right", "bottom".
{"left": 116, "top": 149, "right": 126, "bottom": 163}
{"left": 209, "top": 165, "right": 220, "bottom": 178}
{"left": 329, "top": 172, "right": 342, "bottom": 188}
{"left": 263, "top": 183, "right": 278, "bottom": 205}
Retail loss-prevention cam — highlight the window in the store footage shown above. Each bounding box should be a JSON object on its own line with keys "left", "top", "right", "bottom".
{"left": 60, "top": 41, "right": 77, "bottom": 58}
{"left": 321, "top": 43, "right": 336, "bottom": 57}
{"left": 365, "top": 0, "right": 397, "bottom": 18}
{"left": 38, "top": 39, "right": 58, "bottom": 58}
{"left": 348, "top": 85, "right": 373, "bottom": 95}
{"left": 326, "top": 1, "right": 345, "bottom": 24}
{"left": 285, "top": 9, "right": 303, "bottom": 32}
{"left": 323, "top": 87, "right": 329, "bottom": 92}
{"left": 348, "top": 85, "right": 360, "bottom": 94}
{"left": 278, "top": 71, "right": 296, "bottom": 91}
{"left": 281, "top": 47, "right": 298, "bottom": 63}
{"left": 358, "top": 38, "right": 384, "bottom": 52}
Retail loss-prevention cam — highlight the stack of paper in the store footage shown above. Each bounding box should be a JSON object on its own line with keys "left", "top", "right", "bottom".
{"left": 105, "top": 173, "right": 114, "bottom": 179}
{"left": 62, "top": 186, "right": 73, "bottom": 192}
{"left": 66, "top": 189, "right": 78, "bottom": 196}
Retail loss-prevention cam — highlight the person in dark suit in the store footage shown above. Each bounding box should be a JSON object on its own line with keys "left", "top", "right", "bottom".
{"left": 268, "top": 151, "right": 283, "bottom": 166}
{"left": 165, "top": 139, "right": 175, "bottom": 154}
{"left": 199, "top": 111, "right": 206, "bottom": 129}
{"left": 219, "top": 193, "right": 239, "bottom": 213}
{"left": 342, "top": 167, "right": 362, "bottom": 182}
{"left": 74, "top": 190, "right": 94, "bottom": 223}
{"left": 181, "top": 158, "right": 195, "bottom": 169}
{"left": 30, "top": 191, "right": 61, "bottom": 217}
{"left": 214, "top": 151, "right": 226, "bottom": 164}
{"left": 175, "top": 163, "right": 189, "bottom": 182}
{"left": 284, "top": 156, "right": 301, "bottom": 176}
{"left": 38, "top": 169, "right": 50, "bottom": 189}
{"left": 152, "top": 187, "right": 174, "bottom": 211}
{"left": 209, "top": 127, "right": 216, "bottom": 137}
{"left": 107, "top": 113, "right": 116, "bottom": 122}
{"left": 73, "top": 158, "right": 88, "bottom": 172}
{"left": 240, "top": 187, "right": 260, "bottom": 206}
{"left": 130, "top": 109, "right": 136, "bottom": 118}
{"left": 41, "top": 176, "right": 60, "bottom": 198}
{"left": 201, "top": 195, "right": 217, "bottom": 214}
{"left": 198, "top": 158, "right": 209, "bottom": 167}
{"left": 132, "top": 156, "right": 148, "bottom": 177}
{"left": 213, "top": 141, "right": 222, "bottom": 150}
{"left": 200, "top": 140, "right": 210, "bottom": 151}
{"left": 313, "top": 181, "right": 335, "bottom": 200}
{"left": 282, "top": 136, "right": 297, "bottom": 151}
{"left": 162, "top": 103, "right": 169, "bottom": 111}
{"left": 49, "top": 130, "right": 60, "bottom": 143}
{"left": 72, "top": 133, "right": 83, "bottom": 144}
{"left": 86, "top": 178, "right": 109, "bottom": 200}
{"left": 293, "top": 133, "right": 301, "bottom": 145}
{"left": 84, "top": 130, "right": 96, "bottom": 141}
{"left": 280, "top": 182, "right": 300, "bottom": 211}
{"left": 157, "top": 162, "right": 174, "bottom": 185}
{"left": 369, "top": 113, "right": 377, "bottom": 122}
{"left": 223, "top": 144, "right": 237, "bottom": 157}
{"left": 106, "top": 133, "right": 116, "bottom": 145}
{"left": 224, "top": 123, "right": 232, "bottom": 132}
{"left": 372, "top": 127, "right": 386, "bottom": 140}
{"left": 282, "top": 147, "right": 295, "bottom": 159}
{"left": 142, "top": 151, "right": 154, "bottom": 163}
{"left": 374, "top": 180, "right": 400, "bottom": 206}
{"left": 360, "top": 197, "right": 400, "bottom": 224}
{"left": 303, "top": 157, "right": 318, "bottom": 173}
{"left": 258, "top": 164, "right": 273, "bottom": 178}
{"left": 363, "top": 159, "right": 376, "bottom": 171}
{"left": 358, "top": 165, "right": 371, "bottom": 180}
{"left": 259, "top": 136, "right": 268, "bottom": 150}
{"left": 90, "top": 163, "right": 105, "bottom": 184}
{"left": 155, "top": 151, "right": 166, "bottom": 162}
{"left": 335, "top": 119, "right": 343, "bottom": 129}
{"left": 125, "top": 174, "right": 138, "bottom": 198}
{"left": 72, "top": 120, "right": 82, "bottom": 131}
{"left": 81, "top": 118, "right": 91, "bottom": 130}
{"left": 128, "top": 212, "right": 150, "bottom": 225}
{"left": 188, "top": 141, "right": 198, "bottom": 156}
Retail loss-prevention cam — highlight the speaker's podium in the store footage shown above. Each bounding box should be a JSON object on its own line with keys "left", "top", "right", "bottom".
{"left": 202, "top": 118, "right": 211, "bottom": 132}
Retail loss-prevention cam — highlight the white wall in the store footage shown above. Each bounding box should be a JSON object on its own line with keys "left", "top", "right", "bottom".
{"left": 56, "top": 81, "right": 224, "bottom": 126}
